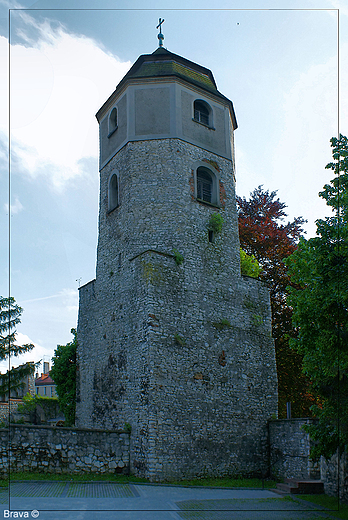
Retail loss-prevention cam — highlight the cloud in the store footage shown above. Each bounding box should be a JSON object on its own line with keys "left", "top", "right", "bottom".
{"left": 4, "top": 195, "right": 23, "bottom": 214}
{"left": 20, "top": 287, "right": 78, "bottom": 313}
{"left": 2, "top": 10, "right": 131, "bottom": 190}
{"left": 59, "top": 287, "right": 78, "bottom": 314}
{"left": 270, "top": 47, "right": 346, "bottom": 236}
{"left": 0, "top": 332, "right": 46, "bottom": 373}
{"left": 0, "top": 288, "right": 79, "bottom": 371}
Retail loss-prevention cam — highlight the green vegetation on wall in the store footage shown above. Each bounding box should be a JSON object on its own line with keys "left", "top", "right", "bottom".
{"left": 240, "top": 249, "right": 261, "bottom": 278}
{"left": 172, "top": 250, "right": 184, "bottom": 266}
{"left": 208, "top": 213, "right": 223, "bottom": 234}
{"left": 212, "top": 319, "right": 232, "bottom": 331}
{"left": 174, "top": 333, "right": 186, "bottom": 346}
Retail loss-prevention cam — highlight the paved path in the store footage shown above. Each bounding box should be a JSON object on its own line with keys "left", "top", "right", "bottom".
{"left": 0, "top": 482, "right": 339, "bottom": 519}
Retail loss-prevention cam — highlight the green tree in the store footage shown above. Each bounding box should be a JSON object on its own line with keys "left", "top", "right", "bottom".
{"left": 50, "top": 328, "right": 77, "bottom": 426}
{"left": 237, "top": 187, "right": 313, "bottom": 418}
{"left": 286, "top": 134, "right": 348, "bottom": 458}
{"left": 0, "top": 296, "right": 36, "bottom": 398}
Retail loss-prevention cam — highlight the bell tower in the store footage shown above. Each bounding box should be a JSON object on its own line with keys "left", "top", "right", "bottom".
{"left": 76, "top": 42, "right": 278, "bottom": 481}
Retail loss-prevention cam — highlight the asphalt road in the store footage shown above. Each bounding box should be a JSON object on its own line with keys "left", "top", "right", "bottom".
{"left": 0, "top": 481, "right": 340, "bottom": 519}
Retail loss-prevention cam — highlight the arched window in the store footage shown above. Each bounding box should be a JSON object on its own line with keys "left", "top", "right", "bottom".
{"left": 108, "top": 173, "right": 119, "bottom": 212}
{"left": 197, "top": 167, "right": 213, "bottom": 203}
{"left": 108, "top": 107, "right": 118, "bottom": 136}
{"left": 194, "top": 100, "right": 210, "bottom": 126}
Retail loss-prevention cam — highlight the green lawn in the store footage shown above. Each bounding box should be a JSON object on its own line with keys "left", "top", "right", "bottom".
{"left": 0, "top": 473, "right": 276, "bottom": 489}
{"left": 298, "top": 495, "right": 348, "bottom": 520}
{"left": 0, "top": 472, "right": 147, "bottom": 487}
{"left": 170, "top": 476, "right": 278, "bottom": 488}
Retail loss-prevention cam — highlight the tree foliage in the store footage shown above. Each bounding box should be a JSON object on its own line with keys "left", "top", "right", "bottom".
{"left": 50, "top": 328, "right": 77, "bottom": 426}
{"left": 17, "top": 393, "right": 60, "bottom": 425}
{"left": 237, "top": 187, "right": 313, "bottom": 418}
{"left": 240, "top": 248, "right": 261, "bottom": 278}
{"left": 286, "top": 135, "right": 348, "bottom": 458}
{"left": 0, "top": 296, "right": 36, "bottom": 398}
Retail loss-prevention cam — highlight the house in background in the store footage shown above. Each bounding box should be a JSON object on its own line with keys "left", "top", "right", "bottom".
{"left": 35, "top": 362, "right": 57, "bottom": 397}
{"left": 0, "top": 361, "right": 36, "bottom": 401}
{"left": 0, "top": 361, "right": 36, "bottom": 423}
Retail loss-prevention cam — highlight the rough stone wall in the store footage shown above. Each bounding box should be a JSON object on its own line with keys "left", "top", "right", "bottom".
{"left": 0, "top": 400, "right": 22, "bottom": 423}
{"left": 76, "top": 137, "right": 278, "bottom": 481}
{"left": 320, "top": 450, "right": 348, "bottom": 503}
{"left": 0, "top": 425, "right": 129, "bottom": 476}
{"left": 269, "top": 419, "right": 320, "bottom": 480}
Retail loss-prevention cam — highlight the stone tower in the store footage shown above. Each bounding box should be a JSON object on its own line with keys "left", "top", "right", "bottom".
{"left": 76, "top": 46, "right": 278, "bottom": 481}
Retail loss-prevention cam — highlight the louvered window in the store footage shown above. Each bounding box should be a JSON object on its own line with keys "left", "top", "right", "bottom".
{"left": 197, "top": 168, "right": 213, "bottom": 203}
{"left": 194, "top": 100, "right": 210, "bottom": 126}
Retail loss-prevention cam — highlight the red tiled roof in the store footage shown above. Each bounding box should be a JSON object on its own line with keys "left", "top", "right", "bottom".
{"left": 35, "top": 373, "right": 55, "bottom": 386}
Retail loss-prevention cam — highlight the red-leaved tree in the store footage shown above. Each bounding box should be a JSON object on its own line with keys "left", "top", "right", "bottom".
{"left": 237, "top": 186, "right": 316, "bottom": 418}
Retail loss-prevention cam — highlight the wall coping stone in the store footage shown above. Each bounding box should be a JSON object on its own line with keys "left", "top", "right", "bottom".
{"left": 1, "top": 424, "right": 129, "bottom": 434}
{"left": 268, "top": 418, "right": 318, "bottom": 423}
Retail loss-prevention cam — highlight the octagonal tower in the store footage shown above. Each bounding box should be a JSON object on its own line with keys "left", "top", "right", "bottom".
{"left": 76, "top": 46, "right": 278, "bottom": 481}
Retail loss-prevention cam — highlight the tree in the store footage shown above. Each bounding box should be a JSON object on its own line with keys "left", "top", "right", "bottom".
{"left": 0, "top": 296, "right": 36, "bottom": 398}
{"left": 237, "top": 187, "right": 313, "bottom": 418}
{"left": 286, "top": 134, "right": 348, "bottom": 458}
{"left": 50, "top": 328, "right": 77, "bottom": 426}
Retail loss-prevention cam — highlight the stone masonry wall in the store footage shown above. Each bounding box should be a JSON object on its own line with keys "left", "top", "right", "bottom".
{"left": 76, "top": 138, "right": 278, "bottom": 481}
{"left": 0, "top": 425, "right": 130, "bottom": 475}
{"left": 0, "top": 400, "right": 22, "bottom": 423}
{"left": 320, "top": 450, "right": 348, "bottom": 503}
{"left": 269, "top": 419, "right": 319, "bottom": 480}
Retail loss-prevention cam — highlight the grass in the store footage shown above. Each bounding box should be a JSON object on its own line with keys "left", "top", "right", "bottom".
{"left": 0, "top": 472, "right": 148, "bottom": 487}
{"left": 162, "top": 477, "right": 277, "bottom": 488}
{"left": 298, "top": 494, "right": 348, "bottom": 520}
{"left": 0, "top": 473, "right": 276, "bottom": 489}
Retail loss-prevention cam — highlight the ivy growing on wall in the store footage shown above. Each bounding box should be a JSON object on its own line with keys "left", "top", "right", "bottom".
{"left": 208, "top": 213, "right": 223, "bottom": 234}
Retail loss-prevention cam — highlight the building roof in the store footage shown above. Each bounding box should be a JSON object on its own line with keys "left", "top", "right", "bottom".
{"left": 35, "top": 373, "right": 55, "bottom": 386}
{"left": 123, "top": 47, "right": 218, "bottom": 92}
{"left": 96, "top": 47, "right": 237, "bottom": 129}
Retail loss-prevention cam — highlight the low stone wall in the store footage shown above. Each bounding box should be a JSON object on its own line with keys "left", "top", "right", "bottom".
{"left": 320, "top": 450, "right": 348, "bottom": 504}
{"left": 269, "top": 419, "right": 319, "bottom": 480}
{"left": 0, "top": 424, "right": 130, "bottom": 475}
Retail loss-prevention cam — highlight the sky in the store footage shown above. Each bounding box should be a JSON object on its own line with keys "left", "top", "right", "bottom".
{"left": 0, "top": 0, "right": 347, "bottom": 374}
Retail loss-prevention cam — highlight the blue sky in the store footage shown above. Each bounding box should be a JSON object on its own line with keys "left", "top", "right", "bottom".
{"left": 0, "top": 0, "right": 347, "bottom": 373}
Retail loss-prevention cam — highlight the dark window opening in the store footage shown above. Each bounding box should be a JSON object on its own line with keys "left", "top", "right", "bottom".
{"left": 194, "top": 100, "right": 210, "bottom": 126}
{"left": 197, "top": 168, "right": 213, "bottom": 203}
{"left": 108, "top": 174, "right": 119, "bottom": 211}
{"left": 208, "top": 230, "right": 214, "bottom": 243}
{"left": 108, "top": 107, "right": 118, "bottom": 136}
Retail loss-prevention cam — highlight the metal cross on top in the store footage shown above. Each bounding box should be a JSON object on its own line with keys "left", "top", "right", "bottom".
{"left": 156, "top": 18, "right": 165, "bottom": 47}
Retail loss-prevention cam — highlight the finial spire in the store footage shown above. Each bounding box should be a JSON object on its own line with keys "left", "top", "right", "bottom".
{"left": 156, "top": 18, "right": 165, "bottom": 47}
